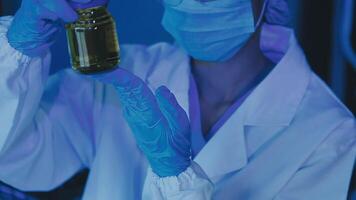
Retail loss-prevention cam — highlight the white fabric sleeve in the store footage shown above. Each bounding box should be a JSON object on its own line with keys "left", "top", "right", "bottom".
{"left": 142, "top": 161, "right": 214, "bottom": 200}
{"left": 274, "top": 118, "right": 356, "bottom": 200}
{"left": 0, "top": 16, "right": 95, "bottom": 191}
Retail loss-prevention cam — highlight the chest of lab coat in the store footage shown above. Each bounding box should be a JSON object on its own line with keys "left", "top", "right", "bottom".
{"left": 80, "top": 29, "right": 354, "bottom": 199}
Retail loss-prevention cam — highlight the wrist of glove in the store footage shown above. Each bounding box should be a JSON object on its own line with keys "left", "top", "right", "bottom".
{"left": 91, "top": 69, "right": 192, "bottom": 177}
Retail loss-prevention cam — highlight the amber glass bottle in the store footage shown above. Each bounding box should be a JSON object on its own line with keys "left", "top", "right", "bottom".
{"left": 66, "top": 6, "right": 120, "bottom": 74}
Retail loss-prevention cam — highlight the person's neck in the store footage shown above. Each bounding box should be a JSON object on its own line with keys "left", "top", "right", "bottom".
{"left": 191, "top": 28, "right": 272, "bottom": 105}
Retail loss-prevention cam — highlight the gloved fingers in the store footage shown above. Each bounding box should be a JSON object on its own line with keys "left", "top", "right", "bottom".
{"left": 89, "top": 68, "right": 157, "bottom": 110}
{"left": 39, "top": 0, "right": 78, "bottom": 22}
{"left": 119, "top": 82, "right": 171, "bottom": 147}
{"left": 118, "top": 77, "right": 164, "bottom": 126}
{"left": 90, "top": 68, "right": 164, "bottom": 127}
{"left": 155, "top": 86, "right": 190, "bottom": 136}
{"left": 36, "top": 5, "right": 60, "bottom": 21}
{"left": 155, "top": 86, "right": 191, "bottom": 160}
{"left": 90, "top": 68, "right": 171, "bottom": 137}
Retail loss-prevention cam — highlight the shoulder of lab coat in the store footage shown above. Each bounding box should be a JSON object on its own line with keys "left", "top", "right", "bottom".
{"left": 248, "top": 24, "right": 355, "bottom": 199}
{"left": 274, "top": 92, "right": 355, "bottom": 199}
{"left": 273, "top": 71, "right": 355, "bottom": 200}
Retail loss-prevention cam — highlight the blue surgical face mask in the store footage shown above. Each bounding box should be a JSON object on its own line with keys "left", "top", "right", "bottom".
{"left": 162, "top": 0, "right": 266, "bottom": 62}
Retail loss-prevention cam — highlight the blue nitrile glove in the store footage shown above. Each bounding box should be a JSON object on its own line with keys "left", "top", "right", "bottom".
{"left": 6, "top": 0, "right": 91, "bottom": 56}
{"left": 91, "top": 69, "right": 191, "bottom": 177}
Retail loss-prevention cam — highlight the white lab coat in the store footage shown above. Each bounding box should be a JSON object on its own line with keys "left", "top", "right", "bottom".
{"left": 0, "top": 16, "right": 355, "bottom": 200}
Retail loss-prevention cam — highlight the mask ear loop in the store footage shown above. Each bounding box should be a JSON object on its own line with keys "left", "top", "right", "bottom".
{"left": 255, "top": 0, "right": 269, "bottom": 28}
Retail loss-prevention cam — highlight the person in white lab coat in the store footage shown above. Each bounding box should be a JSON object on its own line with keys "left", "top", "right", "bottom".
{"left": 0, "top": 0, "right": 355, "bottom": 199}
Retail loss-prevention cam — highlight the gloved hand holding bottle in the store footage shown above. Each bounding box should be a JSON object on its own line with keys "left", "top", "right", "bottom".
{"left": 6, "top": 0, "right": 94, "bottom": 56}
{"left": 92, "top": 69, "right": 192, "bottom": 177}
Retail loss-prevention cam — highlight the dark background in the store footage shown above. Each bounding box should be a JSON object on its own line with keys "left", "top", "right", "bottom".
{"left": 0, "top": 0, "right": 355, "bottom": 199}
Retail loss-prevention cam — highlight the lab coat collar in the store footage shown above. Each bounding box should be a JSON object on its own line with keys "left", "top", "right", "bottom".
{"left": 147, "top": 24, "right": 312, "bottom": 179}
{"left": 194, "top": 25, "right": 312, "bottom": 179}
{"left": 243, "top": 24, "right": 312, "bottom": 126}
{"left": 193, "top": 108, "right": 248, "bottom": 179}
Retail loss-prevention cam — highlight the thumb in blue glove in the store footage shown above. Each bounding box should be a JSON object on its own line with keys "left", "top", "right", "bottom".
{"left": 7, "top": 0, "right": 92, "bottom": 56}
{"left": 91, "top": 69, "right": 192, "bottom": 177}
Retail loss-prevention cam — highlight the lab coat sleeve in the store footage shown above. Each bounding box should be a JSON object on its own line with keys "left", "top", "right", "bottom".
{"left": 0, "top": 16, "right": 95, "bottom": 191}
{"left": 143, "top": 161, "right": 214, "bottom": 200}
{"left": 274, "top": 118, "right": 356, "bottom": 200}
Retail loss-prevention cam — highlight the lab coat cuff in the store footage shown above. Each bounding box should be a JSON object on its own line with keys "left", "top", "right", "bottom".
{"left": 0, "top": 16, "right": 32, "bottom": 65}
{"left": 147, "top": 161, "right": 214, "bottom": 199}
{"left": 0, "top": 16, "right": 50, "bottom": 63}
